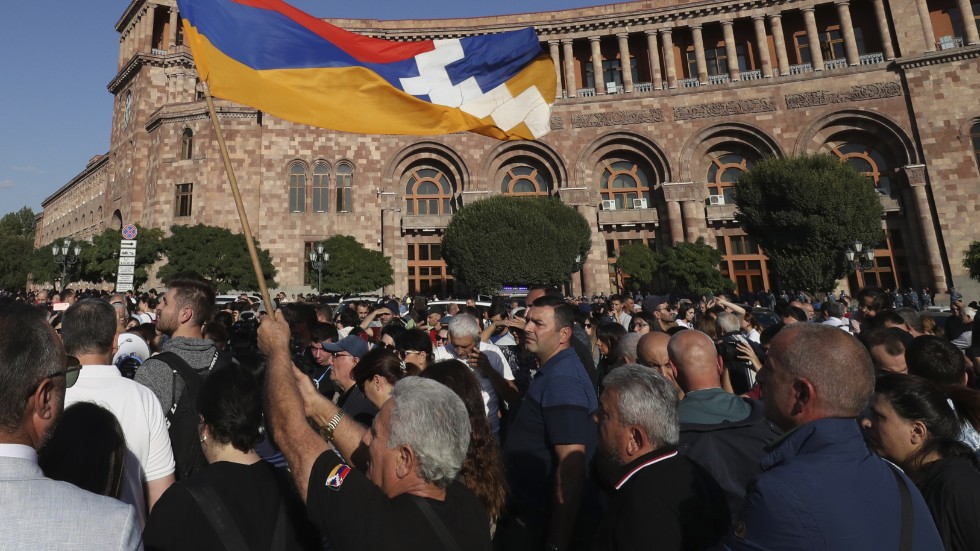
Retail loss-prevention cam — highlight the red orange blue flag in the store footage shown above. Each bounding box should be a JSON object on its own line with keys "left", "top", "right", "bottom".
{"left": 176, "top": 0, "right": 556, "bottom": 140}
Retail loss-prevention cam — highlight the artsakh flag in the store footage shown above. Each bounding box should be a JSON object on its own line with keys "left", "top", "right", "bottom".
{"left": 176, "top": 0, "right": 556, "bottom": 140}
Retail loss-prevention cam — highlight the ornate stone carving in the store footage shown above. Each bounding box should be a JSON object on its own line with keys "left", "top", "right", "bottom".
{"left": 661, "top": 182, "right": 703, "bottom": 202}
{"left": 785, "top": 82, "right": 902, "bottom": 109}
{"left": 550, "top": 115, "right": 565, "bottom": 130}
{"left": 571, "top": 109, "right": 664, "bottom": 129}
{"left": 903, "top": 164, "right": 927, "bottom": 187}
{"left": 672, "top": 98, "right": 776, "bottom": 121}
{"left": 558, "top": 186, "right": 594, "bottom": 206}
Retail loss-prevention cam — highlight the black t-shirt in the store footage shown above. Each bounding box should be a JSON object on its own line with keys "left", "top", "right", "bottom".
{"left": 307, "top": 450, "right": 491, "bottom": 551}
{"left": 143, "top": 460, "right": 320, "bottom": 551}
{"left": 337, "top": 385, "right": 378, "bottom": 427}
{"left": 912, "top": 456, "right": 980, "bottom": 551}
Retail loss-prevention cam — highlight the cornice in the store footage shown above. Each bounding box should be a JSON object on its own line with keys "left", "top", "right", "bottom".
{"left": 895, "top": 44, "right": 980, "bottom": 69}
{"left": 42, "top": 154, "right": 109, "bottom": 208}
{"left": 115, "top": 0, "right": 144, "bottom": 33}
{"left": 108, "top": 50, "right": 195, "bottom": 94}
{"left": 145, "top": 103, "right": 259, "bottom": 132}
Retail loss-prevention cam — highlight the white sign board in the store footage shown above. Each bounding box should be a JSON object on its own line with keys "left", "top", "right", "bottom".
{"left": 119, "top": 256, "right": 136, "bottom": 266}
{"left": 118, "top": 265, "right": 135, "bottom": 275}
{"left": 116, "top": 284, "right": 134, "bottom": 292}
{"left": 117, "top": 274, "right": 134, "bottom": 284}
{"left": 115, "top": 239, "right": 139, "bottom": 293}
{"left": 119, "top": 249, "right": 136, "bottom": 257}
{"left": 120, "top": 240, "right": 138, "bottom": 248}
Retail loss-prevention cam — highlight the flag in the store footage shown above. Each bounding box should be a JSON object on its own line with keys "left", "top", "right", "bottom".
{"left": 176, "top": 0, "right": 556, "bottom": 140}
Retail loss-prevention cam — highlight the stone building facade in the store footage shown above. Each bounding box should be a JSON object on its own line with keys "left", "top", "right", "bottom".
{"left": 38, "top": 0, "right": 980, "bottom": 298}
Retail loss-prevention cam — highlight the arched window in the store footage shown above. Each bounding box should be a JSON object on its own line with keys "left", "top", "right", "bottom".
{"left": 972, "top": 122, "right": 980, "bottom": 172}
{"left": 312, "top": 163, "right": 330, "bottom": 213}
{"left": 831, "top": 142, "right": 892, "bottom": 193}
{"left": 706, "top": 149, "right": 754, "bottom": 204}
{"left": 288, "top": 163, "right": 307, "bottom": 213}
{"left": 501, "top": 163, "right": 549, "bottom": 196}
{"left": 405, "top": 166, "right": 454, "bottom": 215}
{"left": 336, "top": 163, "right": 353, "bottom": 213}
{"left": 180, "top": 128, "right": 193, "bottom": 160}
{"left": 597, "top": 158, "right": 652, "bottom": 209}
{"left": 123, "top": 91, "right": 133, "bottom": 129}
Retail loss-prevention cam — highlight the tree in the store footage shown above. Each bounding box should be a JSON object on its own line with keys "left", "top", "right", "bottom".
{"left": 28, "top": 239, "right": 92, "bottom": 289}
{"left": 0, "top": 207, "right": 37, "bottom": 290}
{"left": 0, "top": 207, "right": 36, "bottom": 240}
{"left": 441, "top": 196, "right": 592, "bottom": 294}
{"left": 734, "top": 154, "right": 884, "bottom": 292}
{"left": 661, "top": 238, "right": 735, "bottom": 295}
{"left": 311, "top": 235, "right": 394, "bottom": 295}
{"left": 76, "top": 225, "right": 165, "bottom": 289}
{"left": 615, "top": 243, "right": 660, "bottom": 290}
{"left": 964, "top": 241, "right": 980, "bottom": 282}
{"left": 157, "top": 224, "right": 278, "bottom": 293}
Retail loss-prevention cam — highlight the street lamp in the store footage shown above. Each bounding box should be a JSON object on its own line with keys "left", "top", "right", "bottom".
{"left": 844, "top": 240, "right": 875, "bottom": 272}
{"left": 52, "top": 237, "right": 82, "bottom": 293}
{"left": 308, "top": 243, "right": 329, "bottom": 295}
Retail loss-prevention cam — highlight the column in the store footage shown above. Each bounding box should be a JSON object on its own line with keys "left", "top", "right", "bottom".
{"left": 802, "top": 8, "right": 825, "bottom": 70}
{"left": 617, "top": 33, "right": 634, "bottom": 92}
{"left": 169, "top": 7, "right": 179, "bottom": 50}
{"left": 662, "top": 29, "right": 678, "bottom": 88}
{"left": 872, "top": 0, "right": 897, "bottom": 59}
{"left": 667, "top": 200, "right": 685, "bottom": 244}
{"left": 905, "top": 166, "right": 947, "bottom": 291}
{"left": 691, "top": 25, "right": 708, "bottom": 84}
{"left": 562, "top": 39, "right": 577, "bottom": 98}
{"left": 549, "top": 40, "right": 563, "bottom": 98}
{"left": 915, "top": 0, "right": 936, "bottom": 52}
{"left": 722, "top": 21, "right": 741, "bottom": 81}
{"left": 835, "top": 1, "right": 861, "bottom": 65}
{"left": 681, "top": 200, "right": 702, "bottom": 243}
{"left": 589, "top": 36, "right": 606, "bottom": 94}
{"left": 645, "top": 30, "right": 664, "bottom": 90}
{"left": 769, "top": 13, "right": 791, "bottom": 76}
{"left": 956, "top": 0, "right": 980, "bottom": 44}
{"left": 752, "top": 16, "right": 774, "bottom": 77}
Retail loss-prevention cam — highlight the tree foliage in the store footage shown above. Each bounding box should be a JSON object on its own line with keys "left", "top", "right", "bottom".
{"left": 0, "top": 207, "right": 37, "bottom": 290}
{"left": 964, "top": 241, "right": 980, "bottom": 282}
{"left": 0, "top": 207, "right": 36, "bottom": 239}
{"left": 28, "top": 239, "right": 92, "bottom": 289}
{"left": 76, "top": 225, "right": 165, "bottom": 289}
{"left": 615, "top": 243, "right": 660, "bottom": 290}
{"left": 311, "top": 235, "right": 394, "bottom": 295}
{"left": 441, "top": 196, "right": 592, "bottom": 294}
{"left": 157, "top": 224, "right": 278, "bottom": 293}
{"left": 734, "top": 154, "right": 884, "bottom": 292}
{"left": 661, "top": 237, "right": 735, "bottom": 295}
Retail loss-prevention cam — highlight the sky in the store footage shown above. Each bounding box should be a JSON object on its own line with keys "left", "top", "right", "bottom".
{"left": 0, "top": 0, "right": 624, "bottom": 219}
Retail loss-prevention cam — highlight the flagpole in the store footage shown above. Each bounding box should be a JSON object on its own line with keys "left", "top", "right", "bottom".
{"left": 203, "top": 84, "right": 274, "bottom": 314}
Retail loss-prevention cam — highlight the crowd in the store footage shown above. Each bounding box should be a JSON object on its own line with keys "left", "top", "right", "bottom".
{"left": 1, "top": 278, "right": 979, "bottom": 550}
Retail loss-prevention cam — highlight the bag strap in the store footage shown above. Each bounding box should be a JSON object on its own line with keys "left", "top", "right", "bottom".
{"left": 182, "top": 482, "right": 252, "bottom": 551}
{"left": 155, "top": 351, "right": 208, "bottom": 411}
{"left": 410, "top": 495, "right": 462, "bottom": 551}
{"left": 887, "top": 462, "right": 914, "bottom": 551}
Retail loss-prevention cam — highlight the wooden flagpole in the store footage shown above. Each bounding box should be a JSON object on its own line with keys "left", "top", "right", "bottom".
{"left": 203, "top": 85, "right": 274, "bottom": 313}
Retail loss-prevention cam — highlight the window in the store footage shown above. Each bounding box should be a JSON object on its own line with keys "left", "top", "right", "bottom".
{"left": 686, "top": 45, "right": 749, "bottom": 77}
{"left": 501, "top": 163, "right": 549, "bottom": 196}
{"left": 830, "top": 142, "right": 892, "bottom": 193}
{"left": 597, "top": 159, "right": 652, "bottom": 209}
{"left": 949, "top": 4, "right": 980, "bottom": 41}
{"left": 794, "top": 27, "right": 865, "bottom": 63}
{"left": 312, "top": 163, "right": 330, "bottom": 213}
{"left": 716, "top": 233, "right": 770, "bottom": 294}
{"left": 123, "top": 91, "right": 133, "bottom": 129}
{"left": 405, "top": 166, "right": 454, "bottom": 215}
{"left": 585, "top": 59, "right": 639, "bottom": 90}
{"left": 604, "top": 236, "right": 657, "bottom": 291}
{"left": 288, "top": 163, "right": 307, "bottom": 213}
{"left": 174, "top": 183, "right": 193, "bottom": 217}
{"left": 180, "top": 128, "right": 193, "bottom": 160}
{"left": 407, "top": 243, "right": 453, "bottom": 296}
{"left": 707, "top": 150, "right": 754, "bottom": 204}
{"left": 972, "top": 122, "right": 980, "bottom": 171}
{"left": 336, "top": 163, "right": 353, "bottom": 213}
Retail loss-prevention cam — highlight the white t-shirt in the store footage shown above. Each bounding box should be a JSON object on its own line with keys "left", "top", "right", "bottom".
{"left": 66, "top": 364, "right": 176, "bottom": 527}
{"left": 434, "top": 341, "right": 514, "bottom": 432}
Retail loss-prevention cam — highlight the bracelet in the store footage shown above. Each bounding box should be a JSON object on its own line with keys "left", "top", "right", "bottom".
{"left": 323, "top": 411, "right": 345, "bottom": 442}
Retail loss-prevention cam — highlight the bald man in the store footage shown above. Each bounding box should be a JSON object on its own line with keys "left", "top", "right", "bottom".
{"left": 637, "top": 332, "right": 671, "bottom": 372}
{"left": 670, "top": 330, "right": 781, "bottom": 519}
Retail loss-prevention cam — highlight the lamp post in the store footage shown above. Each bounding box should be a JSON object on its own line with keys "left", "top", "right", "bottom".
{"left": 308, "top": 244, "right": 329, "bottom": 295}
{"left": 844, "top": 240, "right": 875, "bottom": 273}
{"left": 52, "top": 237, "right": 82, "bottom": 294}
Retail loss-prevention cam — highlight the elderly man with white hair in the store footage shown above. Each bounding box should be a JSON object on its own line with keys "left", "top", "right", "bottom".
{"left": 259, "top": 314, "right": 492, "bottom": 551}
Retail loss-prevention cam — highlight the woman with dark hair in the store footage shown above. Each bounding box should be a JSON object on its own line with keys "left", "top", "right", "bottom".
{"left": 628, "top": 311, "right": 655, "bottom": 335}
{"left": 379, "top": 323, "right": 407, "bottom": 349}
{"left": 595, "top": 321, "right": 627, "bottom": 381}
{"left": 39, "top": 402, "right": 127, "bottom": 499}
{"left": 675, "top": 303, "right": 696, "bottom": 328}
{"left": 421, "top": 360, "right": 508, "bottom": 533}
{"left": 393, "top": 327, "right": 433, "bottom": 374}
{"left": 144, "top": 364, "right": 318, "bottom": 551}
{"left": 741, "top": 311, "right": 763, "bottom": 344}
{"left": 352, "top": 347, "right": 406, "bottom": 409}
{"left": 862, "top": 374, "right": 980, "bottom": 551}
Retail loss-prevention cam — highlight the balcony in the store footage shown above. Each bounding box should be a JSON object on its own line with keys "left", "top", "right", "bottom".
{"left": 879, "top": 193, "right": 902, "bottom": 213}
{"left": 860, "top": 52, "right": 885, "bottom": 65}
{"left": 789, "top": 63, "right": 813, "bottom": 75}
{"left": 824, "top": 58, "right": 848, "bottom": 70}
{"left": 577, "top": 87, "right": 596, "bottom": 97}
{"left": 401, "top": 214, "right": 452, "bottom": 231}
{"left": 596, "top": 206, "right": 660, "bottom": 226}
{"left": 741, "top": 70, "right": 763, "bottom": 80}
{"left": 705, "top": 204, "right": 738, "bottom": 222}
{"left": 634, "top": 82, "right": 655, "bottom": 92}
{"left": 680, "top": 78, "right": 701, "bottom": 88}
{"left": 708, "top": 74, "right": 730, "bottom": 85}
{"left": 938, "top": 35, "right": 965, "bottom": 50}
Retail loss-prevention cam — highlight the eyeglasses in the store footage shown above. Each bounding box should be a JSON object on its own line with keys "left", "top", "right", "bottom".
{"left": 583, "top": 323, "right": 593, "bottom": 329}
{"left": 29, "top": 356, "right": 82, "bottom": 397}
{"left": 436, "top": 336, "right": 448, "bottom": 343}
{"left": 397, "top": 349, "right": 422, "bottom": 360}
{"left": 333, "top": 352, "right": 353, "bottom": 359}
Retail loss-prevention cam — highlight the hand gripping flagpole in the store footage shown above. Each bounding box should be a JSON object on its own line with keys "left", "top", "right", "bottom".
{"left": 202, "top": 83, "right": 275, "bottom": 314}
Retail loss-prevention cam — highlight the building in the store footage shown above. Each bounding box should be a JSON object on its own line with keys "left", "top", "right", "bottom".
{"left": 37, "top": 0, "right": 980, "bottom": 299}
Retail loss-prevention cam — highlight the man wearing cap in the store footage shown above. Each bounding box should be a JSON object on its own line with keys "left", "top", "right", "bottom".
{"left": 324, "top": 335, "right": 378, "bottom": 426}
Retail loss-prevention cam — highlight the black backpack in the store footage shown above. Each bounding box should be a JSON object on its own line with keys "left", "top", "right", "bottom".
{"left": 156, "top": 350, "right": 232, "bottom": 480}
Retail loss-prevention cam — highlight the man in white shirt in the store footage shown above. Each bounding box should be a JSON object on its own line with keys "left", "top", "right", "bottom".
{"left": 62, "top": 299, "right": 176, "bottom": 526}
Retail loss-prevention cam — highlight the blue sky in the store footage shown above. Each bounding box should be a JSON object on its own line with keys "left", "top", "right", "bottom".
{"left": 0, "top": 0, "right": 621, "bottom": 219}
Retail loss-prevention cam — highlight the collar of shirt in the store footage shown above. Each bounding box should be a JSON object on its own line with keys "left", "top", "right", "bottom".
{"left": 614, "top": 449, "right": 678, "bottom": 490}
{"left": 0, "top": 444, "right": 38, "bottom": 463}
{"left": 75, "top": 364, "right": 122, "bottom": 378}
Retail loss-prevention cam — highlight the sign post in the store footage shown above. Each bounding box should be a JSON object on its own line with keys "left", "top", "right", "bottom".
{"left": 115, "top": 225, "right": 139, "bottom": 293}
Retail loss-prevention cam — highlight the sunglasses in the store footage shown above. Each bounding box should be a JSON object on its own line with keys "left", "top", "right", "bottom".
{"left": 397, "top": 349, "right": 421, "bottom": 360}
{"left": 436, "top": 336, "right": 448, "bottom": 342}
{"left": 29, "top": 356, "right": 82, "bottom": 397}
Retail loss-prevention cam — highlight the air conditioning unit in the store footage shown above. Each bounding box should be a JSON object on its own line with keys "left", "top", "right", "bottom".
{"left": 601, "top": 199, "right": 617, "bottom": 210}
{"left": 708, "top": 195, "right": 725, "bottom": 206}
{"left": 632, "top": 198, "right": 648, "bottom": 209}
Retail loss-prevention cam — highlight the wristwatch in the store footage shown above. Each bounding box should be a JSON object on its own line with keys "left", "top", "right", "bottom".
{"left": 323, "top": 411, "right": 345, "bottom": 441}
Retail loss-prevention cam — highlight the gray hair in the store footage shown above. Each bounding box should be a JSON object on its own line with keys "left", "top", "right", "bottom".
{"left": 617, "top": 332, "right": 643, "bottom": 363}
{"left": 896, "top": 308, "right": 923, "bottom": 333}
{"left": 602, "top": 364, "right": 679, "bottom": 449}
{"left": 386, "top": 377, "right": 471, "bottom": 488}
{"left": 448, "top": 313, "right": 481, "bottom": 340}
{"left": 716, "top": 311, "right": 741, "bottom": 334}
{"left": 822, "top": 300, "right": 845, "bottom": 319}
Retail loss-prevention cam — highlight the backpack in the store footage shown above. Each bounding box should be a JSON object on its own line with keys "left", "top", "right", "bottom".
{"left": 155, "top": 350, "right": 232, "bottom": 480}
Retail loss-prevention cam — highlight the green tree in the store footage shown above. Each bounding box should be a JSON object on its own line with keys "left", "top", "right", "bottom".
{"left": 29, "top": 239, "right": 92, "bottom": 290}
{"left": 441, "top": 196, "right": 592, "bottom": 294}
{"left": 157, "top": 224, "right": 278, "bottom": 293}
{"left": 734, "top": 154, "right": 884, "bottom": 292}
{"left": 661, "top": 237, "right": 735, "bottom": 295}
{"left": 0, "top": 207, "right": 36, "bottom": 239}
{"left": 310, "top": 235, "right": 394, "bottom": 295}
{"left": 615, "top": 243, "right": 660, "bottom": 290}
{"left": 77, "top": 225, "right": 165, "bottom": 289}
{"left": 0, "top": 207, "right": 37, "bottom": 290}
{"left": 964, "top": 241, "right": 980, "bottom": 282}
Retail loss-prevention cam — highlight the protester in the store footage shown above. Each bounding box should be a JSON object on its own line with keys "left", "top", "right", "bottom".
{"left": 595, "top": 321, "right": 626, "bottom": 381}
{"left": 394, "top": 327, "right": 433, "bottom": 373}
{"left": 352, "top": 347, "right": 406, "bottom": 409}
{"left": 39, "top": 401, "right": 127, "bottom": 499}
{"left": 323, "top": 334, "right": 378, "bottom": 427}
